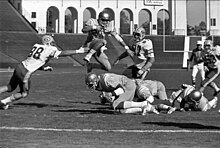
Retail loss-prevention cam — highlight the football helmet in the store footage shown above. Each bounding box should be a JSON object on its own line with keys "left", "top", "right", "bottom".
{"left": 133, "top": 27, "right": 146, "bottom": 41}
{"left": 85, "top": 73, "right": 99, "bottom": 90}
{"left": 42, "top": 35, "right": 55, "bottom": 45}
{"left": 189, "top": 90, "right": 202, "bottom": 102}
{"left": 204, "top": 40, "right": 213, "bottom": 50}
{"left": 98, "top": 11, "right": 110, "bottom": 27}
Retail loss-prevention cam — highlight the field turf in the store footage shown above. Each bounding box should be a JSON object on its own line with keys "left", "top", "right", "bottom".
{"left": 0, "top": 66, "right": 220, "bottom": 148}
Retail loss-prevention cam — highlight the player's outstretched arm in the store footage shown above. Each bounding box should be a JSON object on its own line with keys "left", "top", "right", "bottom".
{"left": 58, "top": 50, "right": 78, "bottom": 57}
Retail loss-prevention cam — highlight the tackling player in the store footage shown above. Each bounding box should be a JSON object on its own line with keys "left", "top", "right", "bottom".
{"left": 199, "top": 40, "right": 220, "bottom": 96}
{"left": 188, "top": 40, "right": 205, "bottom": 87}
{"left": 170, "top": 84, "right": 217, "bottom": 112}
{"left": 113, "top": 27, "right": 155, "bottom": 80}
{"left": 79, "top": 11, "right": 129, "bottom": 73}
{"left": 135, "top": 79, "right": 176, "bottom": 114}
{"left": 0, "top": 35, "right": 82, "bottom": 110}
{"left": 85, "top": 73, "right": 159, "bottom": 115}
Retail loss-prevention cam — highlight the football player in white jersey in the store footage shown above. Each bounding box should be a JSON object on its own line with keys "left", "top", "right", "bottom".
{"left": 0, "top": 35, "right": 82, "bottom": 110}
{"left": 78, "top": 11, "right": 129, "bottom": 73}
{"left": 169, "top": 84, "right": 217, "bottom": 112}
{"left": 113, "top": 27, "right": 155, "bottom": 80}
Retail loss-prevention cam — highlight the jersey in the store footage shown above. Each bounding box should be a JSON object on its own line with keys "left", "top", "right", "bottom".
{"left": 135, "top": 79, "right": 167, "bottom": 100}
{"left": 96, "top": 73, "right": 129, "bottom": 92}
{"left": 189, "top": 48, "right": 204, "bottom": 65}
{"left": 129, "top": 38, "right": 154, "bottom": 69}
{"left": 22, "top": 43, "right": 61, "bottom": 72}
{"left": 83, "top": 18, "right": 115, "bottom": 47}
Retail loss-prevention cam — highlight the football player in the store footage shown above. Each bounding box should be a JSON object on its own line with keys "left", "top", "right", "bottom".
{"left": 188, "top": 40, "right": 205, "bottom": 87}
{"left": 199, "top": 40, "right": 220, "bottom": 96}
{"left": 170, "top": 84, "right": 217, "bottom": 112}
{"left": 85, "top": 73, "right": 159, "bottom": 115}
{"left": 79, "top": 11, "right": 129, "bottom": 73}
{"left": 135, "top": 79, "right": 176, "bottom": 114}
{"left": 0, "top": 35, "right": 81, "bottom": 110}
{"left": 113, "top": 27, "right": 155, "bottom": 80}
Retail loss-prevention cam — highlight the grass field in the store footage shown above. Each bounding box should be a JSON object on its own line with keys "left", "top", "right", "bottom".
{"left": 0, "top": 67, "right": 220, "bottom": 148}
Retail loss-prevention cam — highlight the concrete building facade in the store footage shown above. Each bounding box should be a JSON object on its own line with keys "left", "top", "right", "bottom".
{"left": 9, "top": 0, "right": 220, "bottom": 36}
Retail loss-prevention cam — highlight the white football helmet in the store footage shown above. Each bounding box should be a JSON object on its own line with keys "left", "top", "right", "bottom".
{"left": 204, "top": 40, "right": 213, "bottom": 51}
{"left": 42, "top": 35, "right": 55, "bottom": 45}
{"left": 133, "top": 27, "right": 146, "bottom": 41}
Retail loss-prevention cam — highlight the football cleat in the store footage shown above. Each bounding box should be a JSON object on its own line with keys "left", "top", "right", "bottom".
{"left": 0, "top": 101, "right": 9, "bottom": 110}
{"left": 167, "top": 107, "right": 176, "bottom": 114}
{"left": 142, "top": 101, "right": 159, "bottom": 115}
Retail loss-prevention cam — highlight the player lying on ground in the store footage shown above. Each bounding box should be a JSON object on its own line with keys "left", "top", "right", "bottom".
{"left": 113, "top": 27, "right": 155, "bottom": 80}
{"left": 200, "top": 41, "right": 220, "bottom": 96}
{"left": 0, "top": 35, "right": 82, "bottom": 110}
{"left": 135, "top": 79, "right": 176, "bottom": 114}
{"left": 170, "top": 84, "right": 217, "bottom": 112}
{"left": 85, "top": 73, "right": 159, "bottom": 115}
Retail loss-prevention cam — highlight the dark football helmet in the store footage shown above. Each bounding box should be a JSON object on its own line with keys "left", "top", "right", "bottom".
{"left": 98, "top": 11, "right": 111, "bottom": 27}
{"left": 189, "top": 90, "right": 202, "bottom": 102}
{"left": 85, "top": 73, "right": 99, "bottom": 91}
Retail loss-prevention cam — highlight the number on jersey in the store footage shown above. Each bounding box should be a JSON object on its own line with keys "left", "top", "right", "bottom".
{"left": 28, "top": 46, "right": 44, "bottom": 59}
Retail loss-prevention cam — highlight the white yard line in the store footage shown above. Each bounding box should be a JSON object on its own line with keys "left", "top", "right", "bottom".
{"left": 0, "top": 126, "right": 220, "bottom": 133}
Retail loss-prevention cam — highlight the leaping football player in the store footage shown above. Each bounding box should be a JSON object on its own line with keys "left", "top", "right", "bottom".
{"left": 113, "top": 27, "right": 155, "bottom": 80}
{"left": 78, "top": 11, "right": 129, "bottom": 73}
{"left": 0, "top": 35, "right": 82, "bottom": 110}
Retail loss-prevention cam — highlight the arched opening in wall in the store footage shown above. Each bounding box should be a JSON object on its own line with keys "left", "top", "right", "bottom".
{"left": 139, "top": 9, "right": 151, "bottom": 35}
{"left": 83, "top": 7, "right": 96, "bottom": 27}
{"left": 157, "top": 9, "right": 170, "bottom": 35}
{"left": 46, "top": 6, "right": 59, "bottom": 33}
{"left": 186, "top": 0, "right": 206, "bottom": 36}
{"left": 65, "top": 7, "right": 78, "bottom": 33}
{"left": 120, "top": 9, "right": 133, "bottom": 34}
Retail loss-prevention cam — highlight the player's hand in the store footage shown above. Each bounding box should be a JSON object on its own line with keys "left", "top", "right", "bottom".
{"left": 43, "top": 66, "right": 53, "bottom": 71}
{"left": 124, "top": 46, "right": 134, "bottom": 57}
{"left": 101, "top": 92, "right": 115, "bottom": 103}
{"left": 96, "top": 25, "right": 102, "bottom": 31}
{"left": 199, "top": 86, "right": 205, "bottom": 93}
{"left": 204, "top": 66, "right": 209, "bottom": 72}
{"left": 137, "top": 69, "right": 145, "bottom": 78}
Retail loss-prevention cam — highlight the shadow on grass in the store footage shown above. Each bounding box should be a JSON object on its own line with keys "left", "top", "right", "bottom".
{"left": 142, "top": 121, "right": 220, "bottom": 130}
{"left": 13, "top": 102, "right": 67, "bottom": 108}
{"left": 53, "top": 107, "right": 119, "bottom": 115}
